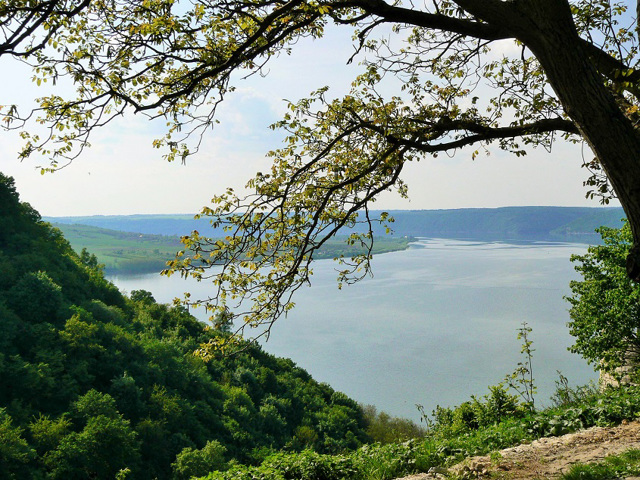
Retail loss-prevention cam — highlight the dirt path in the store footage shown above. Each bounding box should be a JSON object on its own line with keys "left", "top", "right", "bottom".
{"left": 397, "top": 419, "right": 640, "bottom": 479}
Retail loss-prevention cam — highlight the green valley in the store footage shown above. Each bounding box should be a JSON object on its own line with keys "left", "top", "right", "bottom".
{"left": 51, "top": 223, "right": 184, "bottom": 274}
{"left": 52, "top": 222, "right": 413, "bottom": 275}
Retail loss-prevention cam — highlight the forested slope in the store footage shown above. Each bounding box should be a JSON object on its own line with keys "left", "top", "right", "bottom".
{"left": 0, "top": 173, "right": 370, "bottom": 479}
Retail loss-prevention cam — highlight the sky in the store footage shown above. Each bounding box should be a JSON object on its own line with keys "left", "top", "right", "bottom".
{"left": 0, "top": 23, "right": 619, "bottom": 217}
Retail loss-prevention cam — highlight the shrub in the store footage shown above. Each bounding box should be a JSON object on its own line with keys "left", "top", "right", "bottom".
{"left": 6, "top": 271, "right": 65, "bottom": 324}
{"left": 263, "top": 450, "right": 359, "bottom": 480}
{"left": 361, "top": 405, "right": 426, "bottom": 444}
{"left": 172, "top": 440, "right": 227, "bottom": 480}
{"left": 354, "top": 441, "right": 419, "bottom": 480}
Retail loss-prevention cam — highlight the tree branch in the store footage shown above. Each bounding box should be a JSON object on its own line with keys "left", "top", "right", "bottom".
{"left": 579, "top": 38, "right": 640, "bottom": 99}
{"left": 359, "top": 117, "right": 580, "bottom": 154}
{"left": 342, "top": 0, "right": 512, "bottom": 41}
{"left": 0, "top": 0, "right": 92, "bottom": 57}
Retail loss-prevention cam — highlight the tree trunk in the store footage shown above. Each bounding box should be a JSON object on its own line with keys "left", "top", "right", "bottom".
{"left": 509, "top": 1, "right": 640, "bottom": 279}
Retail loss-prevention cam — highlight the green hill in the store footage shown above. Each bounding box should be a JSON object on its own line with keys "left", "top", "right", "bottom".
{"left": 0, "top": 173, "right": 371, "bottom": 479}
{"left": 50, "top": 223, "right": 184, "bottom": 274}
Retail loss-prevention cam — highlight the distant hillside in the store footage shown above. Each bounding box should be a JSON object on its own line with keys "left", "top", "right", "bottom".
{"left": 50, "top": 223, "right": 183, "bottom": 275}
{"left": 47, "top": 206, "right": 626, "bottom": 243}
{"left": 52, "top": 223, "right": 412, "bottom": 275}
{"left": 371, "top": 207, "right": 626, "bottom": 242}
{"left": 46, "top": 214, "right": 212, "bottom": 236}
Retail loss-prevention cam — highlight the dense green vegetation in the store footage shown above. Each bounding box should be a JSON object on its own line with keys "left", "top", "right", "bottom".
{"left": 0, "top": 173, "right": 376, "bottom": 479}
{"left": 48, "top": 207, "right": 626, "bottom": 243}
{"left": 567, "top": 221, "right": 640, "bottom": 377}
{"left": 52, "top": 222, "right": 412, "bottom": 275}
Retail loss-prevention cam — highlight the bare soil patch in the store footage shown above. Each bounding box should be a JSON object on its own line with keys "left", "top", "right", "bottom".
{"left": 396, "top": 419, "right": 640, "bottom": 479}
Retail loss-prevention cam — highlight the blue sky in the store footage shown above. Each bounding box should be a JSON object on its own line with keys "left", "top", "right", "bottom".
{"left": 0, "top": 28, "right": 619, "bottom": 217}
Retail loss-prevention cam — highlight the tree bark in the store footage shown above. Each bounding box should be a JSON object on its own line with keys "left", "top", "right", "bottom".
{"left": 497, "top": 1, "right": 640, "bottom": 279}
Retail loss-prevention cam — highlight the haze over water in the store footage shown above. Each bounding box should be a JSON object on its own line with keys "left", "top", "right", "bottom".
{"left": 109, "top": 238, "right": 597, "bottom": 423}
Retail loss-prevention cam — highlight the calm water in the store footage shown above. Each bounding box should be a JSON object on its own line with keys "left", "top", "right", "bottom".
{"left": 108, "top": 238, "right": 597, "bottom": 422}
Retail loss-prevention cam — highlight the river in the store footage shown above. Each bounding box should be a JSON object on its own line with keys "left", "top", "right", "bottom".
{"left": 107, "top": 238, "right": 597, "bottom": 423}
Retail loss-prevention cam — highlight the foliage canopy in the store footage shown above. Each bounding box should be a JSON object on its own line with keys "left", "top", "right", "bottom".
{"left": 3, "top": 1, "right": 640, "bottom": 343}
